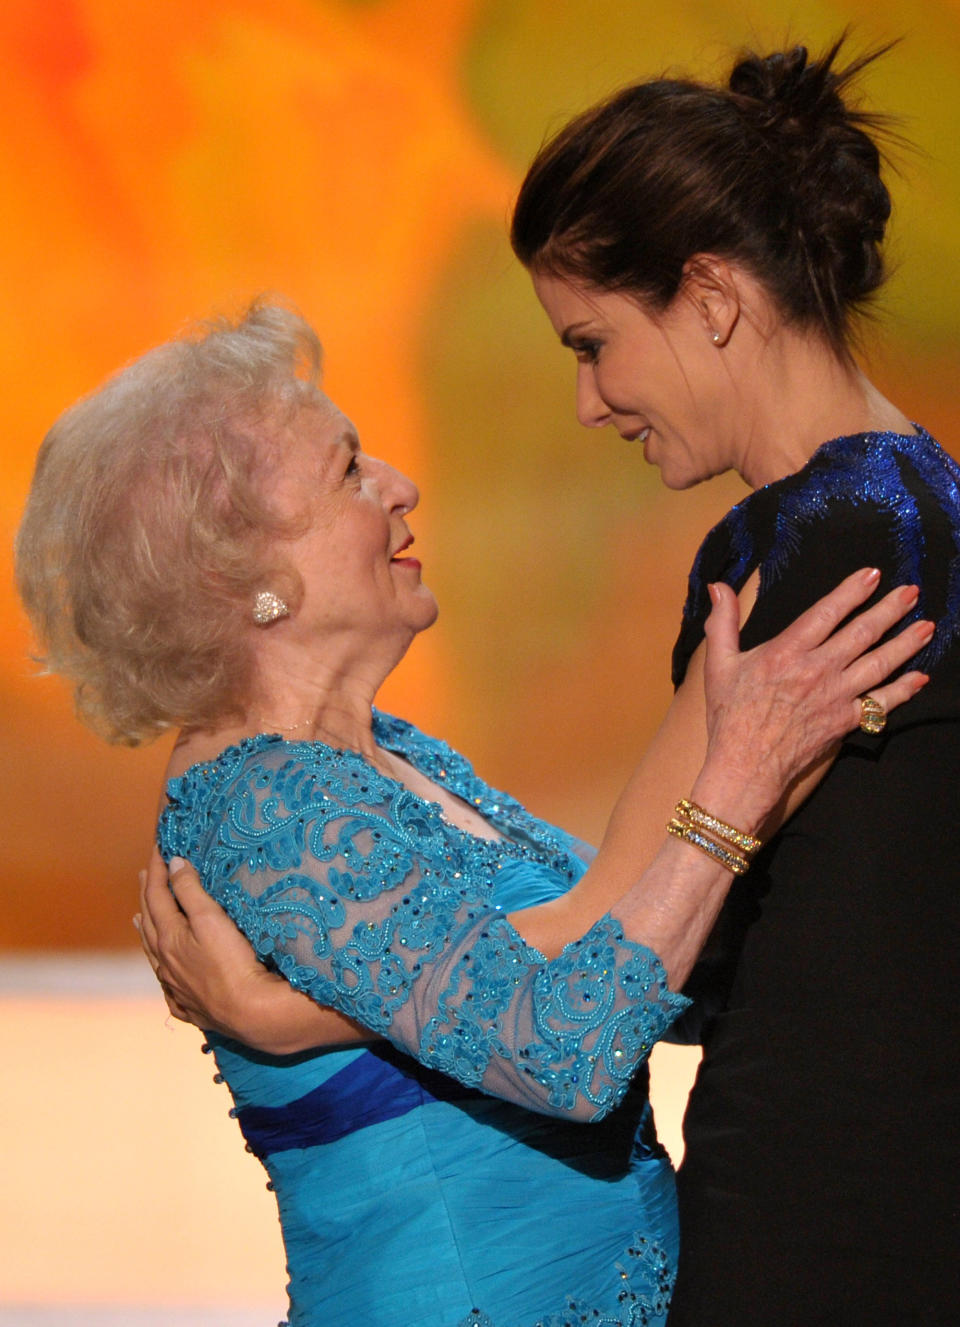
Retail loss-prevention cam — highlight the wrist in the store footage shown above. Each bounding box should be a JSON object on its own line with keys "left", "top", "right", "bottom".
{"left": 688, "top": 755, "right": 778, "bottom": 838}
{"left": 236, "top": 971, "right": 297, "bottom": 1053}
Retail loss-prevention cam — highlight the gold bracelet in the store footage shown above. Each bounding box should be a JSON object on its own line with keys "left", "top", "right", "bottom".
{"left": 675, "top": 798, "right": 762, "bottom": 857}
{"left": 666, "top": 817, "right": 751, "bottom": 876}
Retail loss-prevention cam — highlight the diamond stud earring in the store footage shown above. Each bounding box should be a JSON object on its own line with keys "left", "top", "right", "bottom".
{"left": 252, "top": 591, "right": 290, "bottom": 625}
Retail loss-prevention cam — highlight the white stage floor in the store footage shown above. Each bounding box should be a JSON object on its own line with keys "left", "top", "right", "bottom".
{"left": 0, "top": 1312, "right": 277, "bottom": 1326}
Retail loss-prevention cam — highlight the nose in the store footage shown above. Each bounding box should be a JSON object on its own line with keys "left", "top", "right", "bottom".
{"left": 575, "top": 364, "right": 611, "bottom": 429}
{"left": 366, "top": 455, "right": 419, "bottom": 515}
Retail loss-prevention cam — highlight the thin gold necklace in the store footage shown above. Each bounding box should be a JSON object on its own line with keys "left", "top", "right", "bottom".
{"left": 251, "top": 714, "right": 318, "bottom": 734}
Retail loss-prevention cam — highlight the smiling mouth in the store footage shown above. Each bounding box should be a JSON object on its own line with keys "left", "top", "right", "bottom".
{"left": 622, "top": 426, "right": 651, "bottom": 443}
{"left": 390, "top": 535, "right": 421, "bottom": 569}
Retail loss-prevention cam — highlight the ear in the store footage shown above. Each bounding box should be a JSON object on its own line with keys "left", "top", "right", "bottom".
{"left": 679, "top": 254, "right": 741, "bottom": 348}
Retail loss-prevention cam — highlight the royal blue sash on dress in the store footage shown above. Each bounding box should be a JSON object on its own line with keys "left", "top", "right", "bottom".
{"left": 237, "top": 1043, "right": 484, "bottom": 1158}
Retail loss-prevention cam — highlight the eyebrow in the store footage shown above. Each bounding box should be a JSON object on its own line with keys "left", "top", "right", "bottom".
{"left": 329, "top": 428, "right": 360, "bottom": 462}
{"left": 319, "top": 427, "right": 360, "bottom": 479}
{"left": 560, "top": 322, "right": 594, "bottom": 348}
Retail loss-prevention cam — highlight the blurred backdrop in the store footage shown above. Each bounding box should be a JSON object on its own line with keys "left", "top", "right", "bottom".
{"left": 2, "top": 0, "right": 959, "bottom": 1317}
{"left": 6, "top": 0, "right": 960, "bottom": 946}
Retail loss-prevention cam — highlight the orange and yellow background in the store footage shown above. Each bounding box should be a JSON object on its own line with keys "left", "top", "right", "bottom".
{"left": 2, "top": 0, "right": 959, "bottom": 1318}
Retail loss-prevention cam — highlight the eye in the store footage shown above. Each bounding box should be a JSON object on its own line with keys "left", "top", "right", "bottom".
{"left": 344, "top": 454, "right": 361, "bottom": 479}
{"left": 572, "top": 339, "right": 602, "bottom": 365}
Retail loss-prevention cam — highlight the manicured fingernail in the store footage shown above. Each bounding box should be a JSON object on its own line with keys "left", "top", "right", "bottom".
{"left": 915, "top": 620, "right": 935, "bottom": 643}
{"left": 707, "top": 583, "right": 720, "bottom": 606}
{"left": 915, "top": 672, "right": 930, "bottom": 690}
{"left": 169, "top": 856, "right": 187, "bottom": 873}
{"left": 900, "top": 584, "right": 920, "bottom": 605}
{"left": 132, "top": 914, "right": 141, "bottom": 933}
{"left": 863, "top": 568, "right": 881, "bottom": 583}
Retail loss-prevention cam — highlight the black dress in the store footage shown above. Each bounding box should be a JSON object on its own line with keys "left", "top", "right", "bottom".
{"left": 666, "top": 429, "right": 960, "bottom": 1327}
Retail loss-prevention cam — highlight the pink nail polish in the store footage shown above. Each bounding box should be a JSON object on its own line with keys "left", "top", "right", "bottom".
{"left": 863, "top": 568, "right": 881, "bottom": 583}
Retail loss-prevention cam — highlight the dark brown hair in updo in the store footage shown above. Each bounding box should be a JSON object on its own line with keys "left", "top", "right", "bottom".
{"left": 511, "top": 37, "right": 895, "bottom": 358}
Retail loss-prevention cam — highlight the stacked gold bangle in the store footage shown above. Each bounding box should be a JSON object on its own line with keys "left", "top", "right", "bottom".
{"left": 666, "top": 798, "right": 763, "bottom": 875}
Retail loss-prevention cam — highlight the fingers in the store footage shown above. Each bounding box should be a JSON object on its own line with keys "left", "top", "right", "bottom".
{"left": 137, "top": 869, "right": 160, "bottom": 955}
{"left": 143, "top": 846, "right": 182, "bottom": 924}
{"left": 854, "top": 670, "right": 929, "bottom": 725}
{"left": 824, "top": 582, "right": 920, "bottom": 667}
{"left": 843, "top": 617, "right": 934, "bottom": 695}
{"left": 777, "top": 567, "right": 882, "bottom": 649}
{"left": 136, "top": 851, "right": 214, "bottom": 1025}
{"left": 167, "top": 856, "right": 217, "bottom": 919}
{"left": 158, "top": 983, "right": 192, "bottom": 1022}
{"left": 137, "top": 849, "right": 191, "bottom": 981}
{"left": 134, "top": 905, "right": 160, "bottom": 973}
{"left": 702, "top": 582, "right": 740, "bottom": 686}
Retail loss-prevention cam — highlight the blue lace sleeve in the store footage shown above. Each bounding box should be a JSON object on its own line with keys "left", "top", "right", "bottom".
{"left": 159, "top": 737, "right": 689, "bottom": 1121}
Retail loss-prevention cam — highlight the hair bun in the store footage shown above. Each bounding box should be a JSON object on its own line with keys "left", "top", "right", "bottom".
{"left": 728, "top": 39, "right": 892, "bottom": 306}
{"left": 512, "top": 34, "right": 899, "bottom": 358}
{"left": 728, "top": 46, "right": 833, "bottom": 128}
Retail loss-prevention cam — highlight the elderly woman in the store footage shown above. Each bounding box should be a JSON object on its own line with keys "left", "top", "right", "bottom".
{"left": 510, "top": 38, "right": 960, "bottom": 1326}
{"left": 16, "top": 301, "right": 926, "bottom": 1327}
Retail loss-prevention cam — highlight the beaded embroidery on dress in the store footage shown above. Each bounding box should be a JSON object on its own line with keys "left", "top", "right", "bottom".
{"left": 454, "top": 1232, "right": 674, "bottom": 1327}
{"left": 159, "top": 716, "right": 687, "bottom": 1119}
{"left": 158, "top": 715, "right": 685, "bottom": 1326}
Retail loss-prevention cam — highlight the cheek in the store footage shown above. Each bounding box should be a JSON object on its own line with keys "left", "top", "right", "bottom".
{"left": 593, "top": 359, "right": 635, "bottom": 409}
{"left": 604, "top": 344, "right": 660, "bottom": 407}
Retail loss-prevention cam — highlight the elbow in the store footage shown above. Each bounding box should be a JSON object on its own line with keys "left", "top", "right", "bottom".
{"left": 526, "top": 1077, "right": 625, "bottom": 1124}
{"left": 547, "top": 1095, "right": 616, "bottom": 1124}
{"left": 568, "top": 1099, "right": 606, "bottom": 1124}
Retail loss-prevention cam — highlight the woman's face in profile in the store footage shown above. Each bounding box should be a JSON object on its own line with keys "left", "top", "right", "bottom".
{"left": 532, "top": 270, "right": 741, "bottom": 491}
{"left": 266, "top": 393, "right": 438, "bottom": 651}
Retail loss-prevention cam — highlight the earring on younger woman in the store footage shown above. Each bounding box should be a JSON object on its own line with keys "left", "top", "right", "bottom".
{"left": 711, "top": 330, "right": 722, "bottom": 344}
{"left": 252, "top": 591, "right": 290, "bottom": 625}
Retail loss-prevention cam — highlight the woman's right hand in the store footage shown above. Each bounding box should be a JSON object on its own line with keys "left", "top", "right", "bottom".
{"left": 696, "top": 568, "right": 931, "bottom": 829}
{"left": 136, "top": 848, "right": 370, "bottom": 1053}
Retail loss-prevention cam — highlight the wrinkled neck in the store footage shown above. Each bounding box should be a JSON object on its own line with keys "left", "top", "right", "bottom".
{"left": 244, "top": 624, "right": 414, "bottom": 759}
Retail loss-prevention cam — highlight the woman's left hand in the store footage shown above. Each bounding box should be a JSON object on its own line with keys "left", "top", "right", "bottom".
{"left": 698, "top": 569, "right": 932, "bottom": 826}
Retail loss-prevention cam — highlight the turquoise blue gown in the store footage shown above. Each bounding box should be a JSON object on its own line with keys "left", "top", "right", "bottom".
{"left": 158, "top": 713, "right": 688, "bottom": 1327}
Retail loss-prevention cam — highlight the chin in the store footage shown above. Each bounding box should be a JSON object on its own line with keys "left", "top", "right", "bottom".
{"left": 659, "top": 467, "right": 706, "bottom": 492}
{"left": 411, "top": 593, "right": 440, "bottom": 632}
{"left": 658, "top": 455, "right": 725, "bottom": 491}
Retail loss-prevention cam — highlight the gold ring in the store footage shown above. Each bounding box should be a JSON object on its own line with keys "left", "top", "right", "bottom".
{"left": 859, "top": 694, "right": 886, "bottom": 735}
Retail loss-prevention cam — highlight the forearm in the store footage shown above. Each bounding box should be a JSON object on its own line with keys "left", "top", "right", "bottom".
{"left": 605, "top": 754, "right": 768, "bottom": 986}
{"left": 506, "top": 641, "right": 720, "bottom": 975}
{"left": 205, "top": 969, "right": 373, "bottom": 1054}
{"left": 507, "top": 749, "right": 762, "bottom": 988}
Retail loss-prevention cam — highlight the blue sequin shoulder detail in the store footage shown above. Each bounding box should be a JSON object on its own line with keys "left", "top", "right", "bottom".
{"left": 158, "top": 718, "right": 689, "bottom": 1121}
{"left": 674, "top": 428, "right": 960, "bottom": 686}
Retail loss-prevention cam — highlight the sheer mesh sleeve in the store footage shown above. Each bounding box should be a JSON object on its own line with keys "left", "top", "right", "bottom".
{"left": 159, "top": 737, "right": 689, "bottom": 1121}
